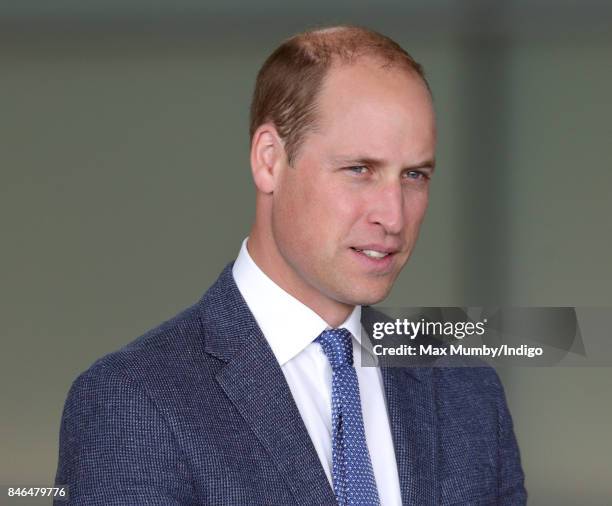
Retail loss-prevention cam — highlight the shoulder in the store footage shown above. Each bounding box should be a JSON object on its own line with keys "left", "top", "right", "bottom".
{"left": 74, "top": 302, "right": 204, "bottom": 391}
{"left": 435, "top": 364, "right": 504, "bottom": 399}
{"left": 56, "top": 304, "right": 204, "bottom": 503}
{"left": 434, "top": 365, "right": 507, "bottom": 419}
{"left": 63, "top": 262, "right": 244, "bottom": 416}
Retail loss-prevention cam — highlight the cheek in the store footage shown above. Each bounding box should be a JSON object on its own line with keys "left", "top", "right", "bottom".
{"left": 277, "top": 167, "right": 366, "bottom": 251}
{"left": 302, "top": 178, "right": 360, "bottom": 229}
{"left": 405, "top": 192, "right": 429, "bottom": 224}
{"left": 277, "top": 169, "right": 312, "bottom": 218}
{"left": 274, "top": 173, "right": 328, "bottom": 248}
{"left": 320, "top": 189, "right": 365, "bottom": 241}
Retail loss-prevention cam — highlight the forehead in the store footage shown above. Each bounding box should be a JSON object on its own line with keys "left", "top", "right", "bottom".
{"left": 311, "top": 58, "right": 435, "bottom": 158}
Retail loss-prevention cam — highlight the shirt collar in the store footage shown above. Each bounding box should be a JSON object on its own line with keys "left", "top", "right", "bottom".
{"left": 232, "top": 238, "right": 363, "bottom": 366}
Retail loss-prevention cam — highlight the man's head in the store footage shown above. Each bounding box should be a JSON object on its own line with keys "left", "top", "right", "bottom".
{"left": 248, "top": 26, "right": 436, "bottom": 325}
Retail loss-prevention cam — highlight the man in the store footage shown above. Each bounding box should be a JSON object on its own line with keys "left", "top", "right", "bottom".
{"left": 55, "top": 26, "right": 526, "bottom": 505}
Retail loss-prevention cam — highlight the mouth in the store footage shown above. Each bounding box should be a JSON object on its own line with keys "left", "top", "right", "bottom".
{"left": 350, "top": 247, "right": 392, "bottom": 259}
{"left": 349, "top": 246, "right": 400, "bottom": 274}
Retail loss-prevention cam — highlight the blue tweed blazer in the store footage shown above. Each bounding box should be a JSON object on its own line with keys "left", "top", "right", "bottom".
{"left": 55, "top": 264, "right": 526, "bottom": 505}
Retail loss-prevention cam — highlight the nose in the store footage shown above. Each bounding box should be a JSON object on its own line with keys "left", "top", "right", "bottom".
{"left": 368, "top": 181, "right": 404, "bottom": 235}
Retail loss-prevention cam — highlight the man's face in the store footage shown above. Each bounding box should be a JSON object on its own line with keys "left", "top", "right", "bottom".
{"left": 270, "top": 58, "right": 436, "bottom": 308}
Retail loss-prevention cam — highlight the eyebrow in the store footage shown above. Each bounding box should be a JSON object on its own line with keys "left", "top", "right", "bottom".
{"left": 331, "top": 155, "right": 436, "bottom": 172}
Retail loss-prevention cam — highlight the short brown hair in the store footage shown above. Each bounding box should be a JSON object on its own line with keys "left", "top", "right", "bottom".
{"left": 249, "top": 25, "right": 429, "bottom": 165}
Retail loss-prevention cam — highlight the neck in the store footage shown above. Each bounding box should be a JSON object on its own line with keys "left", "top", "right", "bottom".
{"left": 247, "top": 229, "right": 353, "bottom": 328}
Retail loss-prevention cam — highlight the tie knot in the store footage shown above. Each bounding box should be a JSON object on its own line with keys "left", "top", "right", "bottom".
{"left": 317, "top": 328, "right": 354, "bottom": 370}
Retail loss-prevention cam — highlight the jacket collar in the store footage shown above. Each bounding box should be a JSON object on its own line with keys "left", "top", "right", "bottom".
{"left": 199, "top": 263, "right": 438, "bottom": 505}
{"left": 198, "top": 263, "right": 336, "bottom": 505}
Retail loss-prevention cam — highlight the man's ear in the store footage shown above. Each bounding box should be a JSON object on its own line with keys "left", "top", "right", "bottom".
{"left": 250, "top": 123, "right": 287, "bottom": 194}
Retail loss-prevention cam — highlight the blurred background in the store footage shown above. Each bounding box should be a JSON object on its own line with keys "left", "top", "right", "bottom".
{"left": 1, "top": 1, "right": 611, "bottom": 504}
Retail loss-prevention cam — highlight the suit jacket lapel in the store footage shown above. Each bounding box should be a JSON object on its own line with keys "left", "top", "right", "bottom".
{"left": 200, "top": 264, "right": 335, "bottom": 506}
{"left": 362, "top": 306, "right": 439, "bottom": 505}
{"left": 381, "top": 366, "right": 439, "bottom": 505}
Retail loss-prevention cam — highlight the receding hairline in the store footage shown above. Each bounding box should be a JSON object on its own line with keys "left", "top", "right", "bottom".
{"left": 302, "top": 26, "right": 424, "bottom": 67}
{"left": 299, "top": 54, "right": 431, "bottom": 141}
{"left": 249, "top": 25, "right": 430, "bottom": 164}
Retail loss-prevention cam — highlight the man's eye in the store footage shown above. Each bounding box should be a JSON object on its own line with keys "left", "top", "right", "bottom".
{"left": 405, "top": 170, "right": 428, "bottom": 180}
{"left": 348, "top": 166, "right": 369, "bottom": 175}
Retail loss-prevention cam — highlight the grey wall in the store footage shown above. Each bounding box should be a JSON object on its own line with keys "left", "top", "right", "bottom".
{"left": 1, "top": 2, "right": 611, "bottom": 504}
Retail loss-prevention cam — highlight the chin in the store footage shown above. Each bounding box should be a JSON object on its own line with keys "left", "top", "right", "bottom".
{"left": 342, "top": 285, "right": 393, "bottom": 307}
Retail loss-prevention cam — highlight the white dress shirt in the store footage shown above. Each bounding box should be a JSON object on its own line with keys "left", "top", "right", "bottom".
{"left": 232, "top": 238, "right": 402, "bottom": 505}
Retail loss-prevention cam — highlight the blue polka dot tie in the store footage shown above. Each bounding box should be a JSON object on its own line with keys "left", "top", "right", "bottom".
{"left": 317, "top": 328, "right": 381, "bottom": 506}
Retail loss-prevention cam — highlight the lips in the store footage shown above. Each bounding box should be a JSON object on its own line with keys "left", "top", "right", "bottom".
{"left": 351, "top": 248, "right": 390, "bottom": 259}
{"left": 350, "top": 244, "right": 398, "bottom": 258}
{"left": 349, "top": 245, "right": 397, "bottom": 273}
{"left": 349, "top": 244, "right": 401, "bottom": 270}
